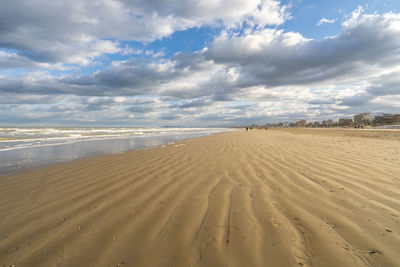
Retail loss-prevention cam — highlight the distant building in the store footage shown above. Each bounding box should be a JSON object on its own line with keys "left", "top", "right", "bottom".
{"left": 374, "top": 113, "right": 400, "bottom": 125}
{"left": 354, "top": 113, "right": 371, "bottom": 125}
{"left": 283, "top": 122, "right": 290, "bottom": 127}
{"left": 339, "top": 118, "right": 353, "bottom": 126}
{"left": 394, "top": 114, "right": 400, "bottom": 124}
{"left": 314, "top": 121, "right": 321, "bottom": 127}
{"left": 322, "top": 119, "right": 334, "bottom": 127}
{"left": 307, "top": 122, "right": 314, "bottom": 128}
{"left": 296, "top": 120, "right": 306, "bottom": 127}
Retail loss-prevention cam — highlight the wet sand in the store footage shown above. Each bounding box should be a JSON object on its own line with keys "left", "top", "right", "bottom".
{"left": 1, "top": 129, "right": 399, "bottom": 266}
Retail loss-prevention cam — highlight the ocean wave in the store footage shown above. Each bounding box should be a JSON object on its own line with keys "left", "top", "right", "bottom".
{"left": 0, "top": 127, "right": 232, "bottom": 152}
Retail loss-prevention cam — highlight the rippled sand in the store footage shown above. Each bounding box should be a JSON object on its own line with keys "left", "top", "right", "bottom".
{"left": 1, "top": 129, "right": 399, "bottom": 266}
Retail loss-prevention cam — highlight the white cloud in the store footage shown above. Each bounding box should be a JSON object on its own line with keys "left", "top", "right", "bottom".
{"left": 317, "top": 18, "right": 338, "bottom": 26}
{"left": 0, "top": 0, "right": 289, "bottom": 68}
{"left": 66, "top": 39, "right": 122, "bottom": 66}
{"left": 145, "top": 50, "right": 166, "bottom": 58}
{"left": 207, "top": 9, "right": 400, "bottom": 90}
{"left": 121, "top": 47, "right": 142, "bottom": 56}
{"left": 1, "top": 6, "right": 400, "bottom": 125}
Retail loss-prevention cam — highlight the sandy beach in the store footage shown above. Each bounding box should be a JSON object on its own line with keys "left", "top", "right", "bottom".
{"left": 1, "top": 129, "right": 399, "bottom": 267}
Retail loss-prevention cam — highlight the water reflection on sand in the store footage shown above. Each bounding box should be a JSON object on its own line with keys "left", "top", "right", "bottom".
{"left": 0, "top": 131, "right": 227, "bottom": 175}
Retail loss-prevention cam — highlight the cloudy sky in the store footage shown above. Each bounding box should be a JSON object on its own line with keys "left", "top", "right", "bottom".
{"left": 1, "top": 0, "right": 400, "bottom": 126}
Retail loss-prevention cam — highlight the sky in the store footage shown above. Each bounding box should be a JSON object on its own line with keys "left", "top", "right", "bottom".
{"left": 1, "top": 0, "right": 400, "bottom": 127}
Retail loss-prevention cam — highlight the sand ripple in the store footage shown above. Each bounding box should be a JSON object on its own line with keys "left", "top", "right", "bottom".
{"left": 1, "top": 129, "right": 399, "bottom": 266}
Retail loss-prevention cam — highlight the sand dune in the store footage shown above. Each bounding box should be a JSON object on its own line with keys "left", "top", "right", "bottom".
{"left": 1, "top": 129, "right": 400, "bottom": 266}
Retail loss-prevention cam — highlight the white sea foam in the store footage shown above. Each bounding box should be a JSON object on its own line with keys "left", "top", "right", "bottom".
{"left": 0, "top": 127, "right": 236, "bottom": 175}
{"left": 0, "top": 127, "right": 232, "bottom": 152}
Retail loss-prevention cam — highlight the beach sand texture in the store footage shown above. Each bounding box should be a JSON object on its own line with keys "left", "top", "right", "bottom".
{"left": 1, "top": 129, "right": 400, "bottom": 267}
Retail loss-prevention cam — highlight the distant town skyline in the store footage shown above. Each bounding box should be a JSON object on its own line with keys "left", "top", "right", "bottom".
{"left": 258, "top": 112, "right": 400, "bottom": 129}
{"left": 1, "top": 0, "right": 400, "bottom": 126}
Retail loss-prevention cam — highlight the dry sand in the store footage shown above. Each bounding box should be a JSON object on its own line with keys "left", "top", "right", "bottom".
{"left": 1, "top": 129, "right": 400, "bottom": 267}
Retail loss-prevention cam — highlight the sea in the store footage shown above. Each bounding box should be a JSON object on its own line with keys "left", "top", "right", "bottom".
{"left": 0, "top": 127, "right": 233, "bottom": 175}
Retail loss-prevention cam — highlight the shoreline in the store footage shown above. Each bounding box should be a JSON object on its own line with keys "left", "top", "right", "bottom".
{"left": 1, "top": 129, "right": 399, "bottom": 266}
{"left": 0, "top": 130, "right": 233, "bottom": 177}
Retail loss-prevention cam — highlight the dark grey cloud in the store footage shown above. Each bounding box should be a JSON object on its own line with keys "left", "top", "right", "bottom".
{"left": 339, "top": 94, "right": 371, "bottom": 107}
{"left": 307, "top": 99, "right": 335, "bottom": 105}
{"left": 334, "top": 70, "right": 400, "bottom": 109}
{"left": 366, "top": 72, "right": 400, "bottom": 96}
{"left": 0, "top": 52, "right": 39, "bottom": 69}
{"left": 53, "top": 53, "right": 222, "bottom": 98}
{"left": 0, "top": 93, "right": 68, "bottom": 104}
{"left": 127, "top": 104, "right": 155, "bottom": 114}
{"left": 168, "top": 98, "right": 212, "bottom": 109}
{"left": 159, "top": 113, "right": 181, "bottom": 120}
